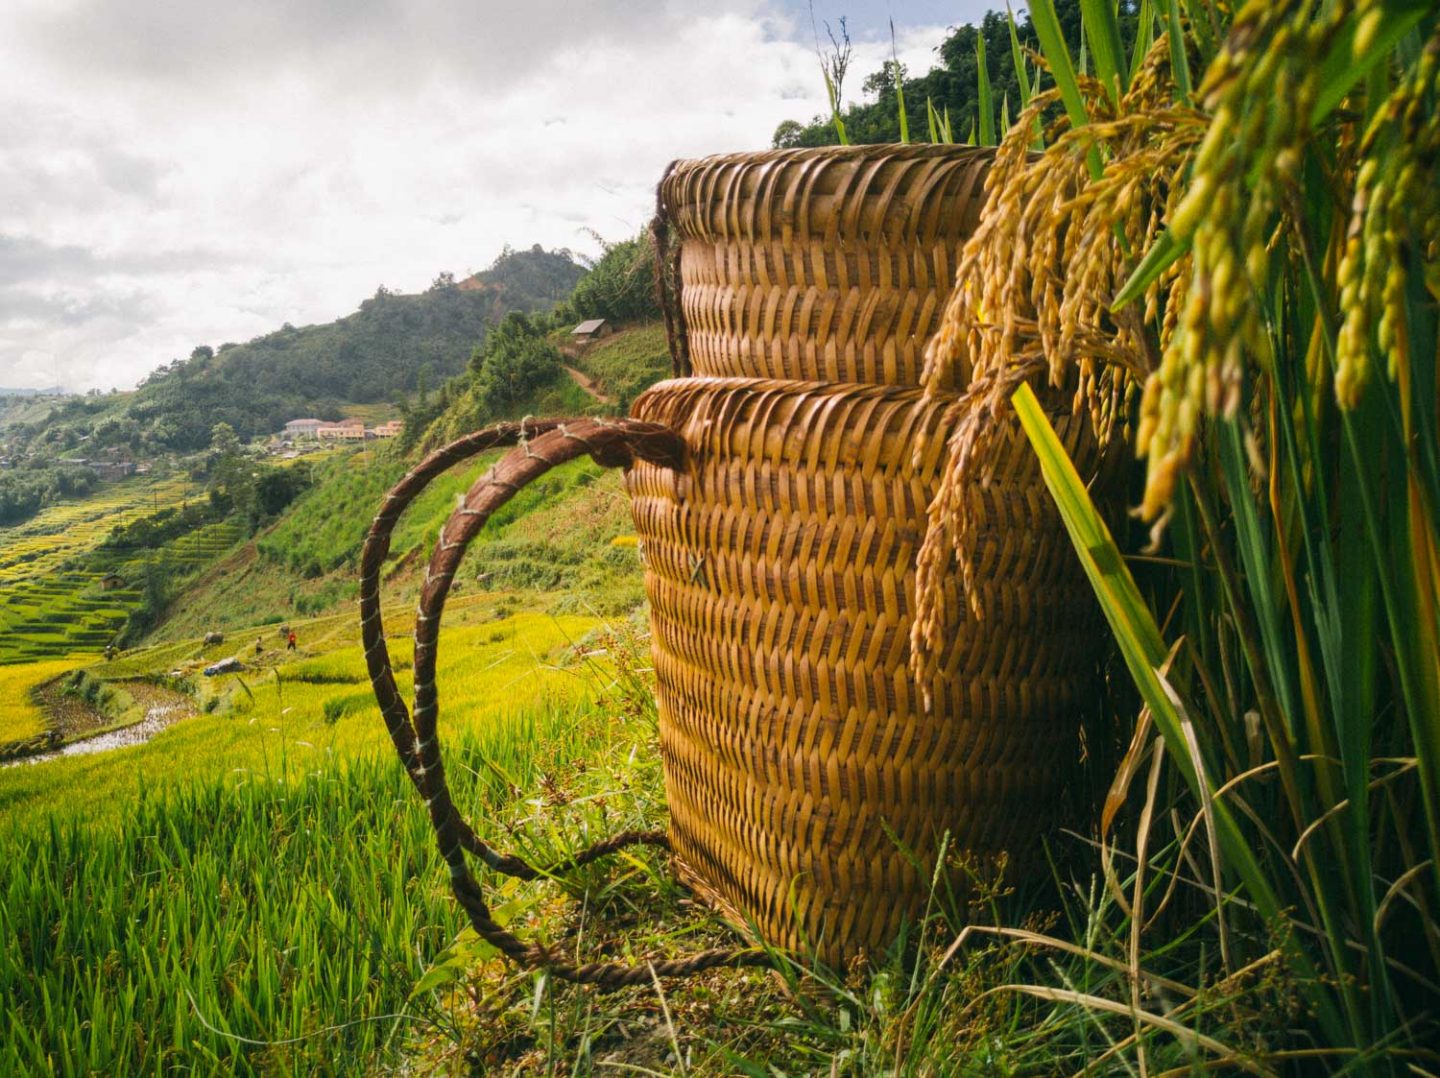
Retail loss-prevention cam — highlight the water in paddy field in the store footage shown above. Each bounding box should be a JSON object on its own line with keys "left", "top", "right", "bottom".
{"left": 3, "top": 701, "right": 192, "bottom": 768}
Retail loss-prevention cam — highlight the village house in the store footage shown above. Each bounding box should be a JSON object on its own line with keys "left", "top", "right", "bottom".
{"left": 570, "top": 318, "right": 610, "bottom": 344}
{"left": 91, "top": 460, "right": 136, "bottom": 481}
{"left": 370, "top": 420, "right": 403, "bottom": 438}
{"left": 283, "top": 418, "right": 325, "bottom": 439}
{"left": 316, "top": 418, "right": 366, "bottom": 441}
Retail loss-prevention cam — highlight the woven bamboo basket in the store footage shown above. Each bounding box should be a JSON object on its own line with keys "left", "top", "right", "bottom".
{"left": 361, "top": 144, "right": 1114, "bottom": 981}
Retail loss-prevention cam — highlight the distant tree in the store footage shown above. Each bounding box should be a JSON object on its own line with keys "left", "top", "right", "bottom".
{"left": 862, "top": 59, "right": 906, "bottom": 98}
{"left": 207, "top": 421, "right": 254, "bottom": 519}
{"left": 254, "top": 465, "right": 310, "bottom": 517}
{"left": 190, "top": 345, "right": 214, "bottom": 362}
{"left": 209, "top": 422, "right": 241, "bottom": 460}
{"left": 772, "top": 119, "right": 806, "bottom": 148}
{"left": 568, "top": 234, "right": 660, "bottom": 324}
{"left": 429, "top": 271, "right": 457, "bottom": 291}
{"left": 471, "top": 312, "right": 562, "bottom": 412}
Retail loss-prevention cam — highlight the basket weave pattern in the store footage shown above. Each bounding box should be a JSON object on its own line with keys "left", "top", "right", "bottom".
{"left": 663, "top": 146, "right": 990, "bottom": 390}
{"left": 629, "top": 145, "right": 1111, "bottom": 964}
{"left": 628, "top": 376, "right": 1104, "bottom": 957}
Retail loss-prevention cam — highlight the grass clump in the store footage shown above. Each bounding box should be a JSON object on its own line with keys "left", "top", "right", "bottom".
{"left": 0, "top": 607, "right": 619, "bottom": 1075}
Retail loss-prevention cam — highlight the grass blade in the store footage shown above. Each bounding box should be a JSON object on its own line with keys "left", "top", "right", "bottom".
{"left": 976, "top": 31, "right": 995, "bottom": 147}
{"left": 1164, "top": 0, "right": 1192, "bottom": 104}
{"left": 1311, "top": 0, "right": 1431, "bottom": 124}
{"left": 1111, "top": 227, "right": 1188, "bottom": 311}
{"left": 1080, "top": 0, "right": 1127, "bottom": 102}
{"left": 1029, "top": 0, "right": 1101, "bottom": 176}
{"left": 1129, "top": 0, "right": 1156, "bottom": 85}
{"left": 1006, "top": 3, "right": 1033, "bottom": 111}
{"left": 1006, "top": 2, "right": 1046, "bottom": 150}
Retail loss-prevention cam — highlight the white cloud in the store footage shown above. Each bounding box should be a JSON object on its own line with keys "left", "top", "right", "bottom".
{"left": 0, "top": 0, "right": 957, "bottom": 391}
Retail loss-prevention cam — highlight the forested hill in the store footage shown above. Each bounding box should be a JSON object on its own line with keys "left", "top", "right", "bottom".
{"left": 125, "top": 245, "right": 586, "bottom": 447}
{"left": 15, "top": 245, "right": 584, "bottom": 455}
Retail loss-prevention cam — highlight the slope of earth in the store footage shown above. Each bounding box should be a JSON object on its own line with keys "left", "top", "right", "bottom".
{"left": 152, "top": 440, "right": 640, "bottom": 641}
{"left": 565, "top": 322, "right": 672, "bottom": 411}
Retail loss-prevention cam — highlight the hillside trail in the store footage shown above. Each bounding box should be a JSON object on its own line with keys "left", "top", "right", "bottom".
{"left": 562, "top": 364, "right": 615, "bottom": 405}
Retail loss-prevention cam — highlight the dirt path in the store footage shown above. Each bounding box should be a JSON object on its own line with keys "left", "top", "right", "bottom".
{"left": 562, "top": 365, "right": 615, "bottom": 405}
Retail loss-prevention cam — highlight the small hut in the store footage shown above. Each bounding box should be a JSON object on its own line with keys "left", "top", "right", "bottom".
{"left": 570, "top": 319, "right": 610, "bottom": 344}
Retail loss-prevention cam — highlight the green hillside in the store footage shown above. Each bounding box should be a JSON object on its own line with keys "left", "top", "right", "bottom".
{"left": 1, "top": 246, "right": 585, "bottom": 457}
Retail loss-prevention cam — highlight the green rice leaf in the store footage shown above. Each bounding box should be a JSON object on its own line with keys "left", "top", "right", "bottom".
{"left": 1129, "top": 0, "right": 1156, "bottom": 85}
{"left": 976, "top": 32, "right": 996, "bottom": 146}
{"left": 1006, "top": 2, "right": 1046, "bottom": 150}
{"left": 1011, "top": 381, "right": 1343, "bottom": 1042}
{"left": 1006, "top": 3, "right": 1033, "bottom": 111}
{"left": 1111, "top": 227, "right": 1189, "bottom": 310}
{"left": 1029, "top": 0, "right": 1100, "bottom": 175}
{"left": 1080, "top": 0, "right": 1127, "bottom": 102}
{"left": 1310, "top": 0, "right": 1430, "bottom": 124}
{"left": 1165, "top": 0, "right": 1192, "bottom": 104}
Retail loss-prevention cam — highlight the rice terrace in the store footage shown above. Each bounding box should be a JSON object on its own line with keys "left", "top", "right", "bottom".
{"left": 2, "top": 0, "right": 1439, "bottom": 1074}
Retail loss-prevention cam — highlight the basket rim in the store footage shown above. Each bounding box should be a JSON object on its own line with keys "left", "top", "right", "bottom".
{"left": 662, "top": 143, "right": 998, "bottom": 173}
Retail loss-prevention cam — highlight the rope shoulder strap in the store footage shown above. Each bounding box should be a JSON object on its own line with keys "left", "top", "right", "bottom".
{"left": 359, "top": 417, "right": 766, "bottom": 987}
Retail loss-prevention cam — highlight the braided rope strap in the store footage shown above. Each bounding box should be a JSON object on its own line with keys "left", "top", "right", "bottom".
{"left": 360, "top": 417, "right": 768, "bottom": 987}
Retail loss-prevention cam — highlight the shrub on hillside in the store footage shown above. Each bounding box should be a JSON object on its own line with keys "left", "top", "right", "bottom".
{"left": 469, "top": 312, "right": 563, "bottom": 413}
{"left": 568, "top": 235, "right": 659, "bottom": 324}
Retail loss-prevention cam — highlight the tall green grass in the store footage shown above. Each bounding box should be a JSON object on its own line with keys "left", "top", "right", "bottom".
{"left": 0, "top": 606, "right": 618, "bottom": 1074}
{"left": 0, "top": 703, "right": 616, "bottom": 1076}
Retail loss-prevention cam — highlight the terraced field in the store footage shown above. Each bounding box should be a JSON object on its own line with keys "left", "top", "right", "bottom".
{"left": 0, "top": 475, "right": 236, "bottom": 664}
{"left": 0, "top": 475, "right": 196, "bottom": 583}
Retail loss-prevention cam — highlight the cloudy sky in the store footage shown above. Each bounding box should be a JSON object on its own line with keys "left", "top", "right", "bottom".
{"left": 0, "top": 0, "right": 993, "bottom": 392}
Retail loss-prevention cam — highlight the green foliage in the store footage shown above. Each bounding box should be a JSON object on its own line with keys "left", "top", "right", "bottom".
{"left": 567, "top": 235, "right": 660, "bottom": 324}
{"left": 101, "top": 501, "right": 226, "bottom": 552}
{"left": 773, "top": 2, "right": 1134, "bottom": 149}
{"left": 470, "top": 312, "right": 563, "bottom": 413}
{"left": 257, "top": 450, "right": 409, "bottom": 578}
{"left": 124, "top": 556, "right": 176, "bottom": 642}
{"left": 0, "top": 464, "right": 100, "bottom": 526}
{"left": 253, "top": 464, "right": 311, "bottom": 518}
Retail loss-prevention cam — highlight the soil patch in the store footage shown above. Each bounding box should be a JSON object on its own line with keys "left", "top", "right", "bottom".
{"left": 4, "top": 679, "right": 197, "bottom": 767}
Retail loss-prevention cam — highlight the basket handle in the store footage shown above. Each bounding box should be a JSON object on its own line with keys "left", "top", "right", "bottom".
{"left": 359, "top": 417, "right": 766, "bottom": 987}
